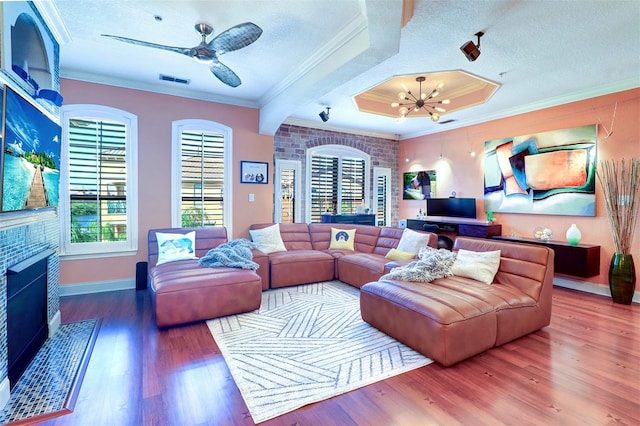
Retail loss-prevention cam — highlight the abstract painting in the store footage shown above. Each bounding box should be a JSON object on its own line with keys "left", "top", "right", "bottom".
{"left": 484, "top": 125, "right": 596, "bottom": 216}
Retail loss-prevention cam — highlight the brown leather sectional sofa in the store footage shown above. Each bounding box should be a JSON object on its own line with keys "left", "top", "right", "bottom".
{"left": 148, "top": 224, "right": 434, "bottom": 327}
{"left": 249, "top": 223, "right": 438, "bottom": 289}
{"left": 147, "top": 224, "right": 554, "bottom": 367}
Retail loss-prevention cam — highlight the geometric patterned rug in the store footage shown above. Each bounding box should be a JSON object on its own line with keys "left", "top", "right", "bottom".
{"left": 207, "top": 281, "right": 432, "bottom": 423}
{"left": 0, "top": 319, "right": 101, "bottom": 425}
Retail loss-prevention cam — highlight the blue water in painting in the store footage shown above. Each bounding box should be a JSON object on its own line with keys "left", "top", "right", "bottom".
{"left": 2, "top": 155, "right": 34, "bottom": 211}
{"left": 2, "top": 154, "right": 59, "bottom": 211}
{"left": 42, "top": 168, "right": 60, "bottom": 207}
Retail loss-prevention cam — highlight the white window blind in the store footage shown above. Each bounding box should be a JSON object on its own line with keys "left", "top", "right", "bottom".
{"left": 376, "top": 173, "right": 388, "bottom": 226}
{"left": 179, "top": 131, "right": 224, "bottom": 227}
{"left": 310, "top": 154, "right": 338, "bottom": 221}
{"left": 67, "top": 118, "right": 127, "bottom": 243}
{"left": 60, "top": 105, "right": 138, "bottom": 257}
{"left": 341, "top": 157, "right": 365, "bottom": 214}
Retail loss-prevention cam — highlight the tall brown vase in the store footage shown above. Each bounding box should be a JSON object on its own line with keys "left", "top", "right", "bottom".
{"left": 609, "top": 253, "right": 636, "bottom": 305}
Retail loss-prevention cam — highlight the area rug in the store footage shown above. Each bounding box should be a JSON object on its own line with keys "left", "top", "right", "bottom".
{"left": 207, "top": 281, "right": 432, "bottom": 423}
{"left": 0, "top": 319, "right": 101, "bottom": 425}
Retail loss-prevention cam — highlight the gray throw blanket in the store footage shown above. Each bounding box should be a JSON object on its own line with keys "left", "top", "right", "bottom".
{"left": 198, "top": 238, "right": 259, "bottom": 270}
{"left": 380, "top": 246, "right": 457, "bottom": 282}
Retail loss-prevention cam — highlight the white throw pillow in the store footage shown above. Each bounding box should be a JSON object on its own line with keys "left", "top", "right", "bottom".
{"left": 156, "top": 231, "right": 198, "bottom": 265}
{"left": 451, "top": 249, "right": 501, "bottom": 284}
{"left": 249, "top": 224, "right": 287, "bottom": 254}
{"left": 396, "top": 228, "right": 432, "bottom": 255}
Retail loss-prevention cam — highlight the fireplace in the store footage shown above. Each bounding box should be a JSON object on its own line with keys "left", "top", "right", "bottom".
{"left": 6, "top": 249, "right": 54, "bottom": 389}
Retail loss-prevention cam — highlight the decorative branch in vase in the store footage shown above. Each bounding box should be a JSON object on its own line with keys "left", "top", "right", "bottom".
{"left": 596, "top": 157, "right": 639, "bottom": 304}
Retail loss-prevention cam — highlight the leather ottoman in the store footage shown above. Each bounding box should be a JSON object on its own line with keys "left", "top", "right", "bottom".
{"left": 360, "top": 278, "right": 497, "bottom": 366}
{"left": 149, "top": 259, "right": 262, "bottom": 328}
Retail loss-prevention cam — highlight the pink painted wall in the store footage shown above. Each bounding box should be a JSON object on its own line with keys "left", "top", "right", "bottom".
{"left": 58, "top": 79, "right": 274, "bottom": 285}
{"left": 399, "top": 88, "right": 640, "bottom": 290}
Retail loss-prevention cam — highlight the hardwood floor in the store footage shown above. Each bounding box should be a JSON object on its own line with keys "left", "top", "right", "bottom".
{"left": 33, "top": 286, "right": 639, "bottom": 426}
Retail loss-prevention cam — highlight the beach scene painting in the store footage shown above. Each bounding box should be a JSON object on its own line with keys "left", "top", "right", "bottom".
{"left": 2, "top": 86, "right": 61, "bottom": 212}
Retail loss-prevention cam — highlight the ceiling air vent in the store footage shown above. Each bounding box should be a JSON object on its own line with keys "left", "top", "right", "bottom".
{"left": 159, "top": 74, "right": 190, "bottom": 85}
{"left": 438, "top": 119, "right": 456, "bottom": 125}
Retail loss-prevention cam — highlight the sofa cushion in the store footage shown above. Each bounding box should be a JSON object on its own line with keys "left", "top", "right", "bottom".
{"left": 155, "top": 231, "right": 198, "bottom": 265}
{"left": 451, "top": 249, "right": 501, "bottom": 284}
{"left": 329, "top": 227, "right": 355, "bottom": 250}
{"left": 397, "top": 228, "right": 433, "bottom": 255}
{"left": 249, "top": 223, "right": 287, "bottom": 254}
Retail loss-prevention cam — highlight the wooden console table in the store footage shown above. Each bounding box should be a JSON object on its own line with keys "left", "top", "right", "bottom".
{"left": 406, "top": 218, "right": 502, "bottom": 238}
{"left": 492, "top": 236, "right": 600, "bottom": 278}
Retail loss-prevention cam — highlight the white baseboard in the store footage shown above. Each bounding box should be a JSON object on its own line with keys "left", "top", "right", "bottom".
{"left": 49, "top": 310, "right": 61, "bottom": 337}
{"left": 553, "top": 276, "right": 639, "bottom": 304}
{"left": 59, "top": 278, "right": 135, "bottom": 296}
{"left": 0, "top": 377, "right": 9, "bottom": 409}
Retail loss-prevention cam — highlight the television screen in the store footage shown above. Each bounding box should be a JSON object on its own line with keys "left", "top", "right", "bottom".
{"left": 2, "top": 86, "right": 61, "bottom": 212}
{"left": 426, "top": 198, "right": 477, "bottom": 219}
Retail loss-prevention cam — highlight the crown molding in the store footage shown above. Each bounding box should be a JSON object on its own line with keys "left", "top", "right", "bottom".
{"left": 60, "top": 71, "right": 260, "bottom": 109}
{"left": 33, "top": 0, "right": 71, "bottom": 44}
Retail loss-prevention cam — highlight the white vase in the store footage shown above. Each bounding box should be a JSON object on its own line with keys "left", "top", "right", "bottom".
{"left": 566, "top": 224, "right": 581, "bottom": 245}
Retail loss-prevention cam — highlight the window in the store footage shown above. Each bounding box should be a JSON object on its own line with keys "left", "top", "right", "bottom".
{"left": 307, "top": 145, "right": 370, "bottom": 223}
{"left": 275, "top": 159, "right": 301, "bottom": 223}
{"left": 171, "top": 120, "right": 231, "bottom": 231}
{"left": 373, "top": 167, "right": 391, "bottom": 226}
{"left": 60, "top": 105, "right": 138, "bottom": 257}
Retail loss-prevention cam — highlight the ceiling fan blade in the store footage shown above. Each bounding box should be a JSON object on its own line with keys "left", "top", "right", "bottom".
{"left": 209, "top": 22, "right": 263, "bottom": 55}
{"left": 210, "top": 61, "right": 241, "bottom": 87}
{"left": 102, "top": 34, "right": 192, "bottom": 57}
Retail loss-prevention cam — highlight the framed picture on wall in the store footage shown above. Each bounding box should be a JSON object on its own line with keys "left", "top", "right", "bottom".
{"left": 240, "top": 161, "right": 268, "bottom": 184}
{"left": 403, "top": 170, "right": 436, "bottom": 200}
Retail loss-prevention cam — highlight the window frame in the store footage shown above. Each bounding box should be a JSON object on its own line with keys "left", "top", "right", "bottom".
{"left": 59, "top": 104, "right": 138, "bottom": 258}
{"left": 306, "top": 145, "right": 370, "bottom": 223}
{"left": 373, "top": 167, "right": 391, "bottom": 226}
{"left": 171, "top": 119, "right": 232, "bottom": 233}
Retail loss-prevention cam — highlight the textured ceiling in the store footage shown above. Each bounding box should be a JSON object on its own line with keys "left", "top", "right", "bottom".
{"left": 46, "top": 0, "right": 640, "bottom": 140}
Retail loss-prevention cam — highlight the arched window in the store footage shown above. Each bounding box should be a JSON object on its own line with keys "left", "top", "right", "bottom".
{"left": 171, "top": 120, "right": 232, "bottom": 232}
{"left": 306, "top": 145, "right": 370, "bottom": 223}
{"left": 60, "top": 105, "right": 138, "bottom": 257}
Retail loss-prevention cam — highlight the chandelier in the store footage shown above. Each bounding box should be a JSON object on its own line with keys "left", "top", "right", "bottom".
{"left": 391, "top": 76, "right": 450, "bottom": 122}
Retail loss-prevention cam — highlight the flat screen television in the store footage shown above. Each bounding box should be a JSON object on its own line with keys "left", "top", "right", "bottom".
{"left": 426, "top": 197, "right": 477, "bottom": 219}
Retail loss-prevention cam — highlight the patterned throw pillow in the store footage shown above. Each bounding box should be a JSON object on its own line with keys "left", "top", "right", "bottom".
{"left": 156, "top": 231, "right": 197, "bottom": 265}
{"left": 249, "top": 224, "right": 287, "bottom": 254}
{"left": 329, "top": 228, "right": 356, "bottom": 251}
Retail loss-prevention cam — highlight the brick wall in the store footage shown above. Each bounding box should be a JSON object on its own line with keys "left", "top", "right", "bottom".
{"left": 275, "top": 124, "right": 400, "bottom": 225}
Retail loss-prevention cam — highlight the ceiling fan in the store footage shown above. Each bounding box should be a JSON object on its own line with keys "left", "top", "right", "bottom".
{"left": 102, "top": 22, "right": 262, "bottom": 88}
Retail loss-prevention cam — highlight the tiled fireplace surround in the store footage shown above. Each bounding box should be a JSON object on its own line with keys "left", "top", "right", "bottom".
{"left": 0, "top": 212, "right": 60, "bottom": 406}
